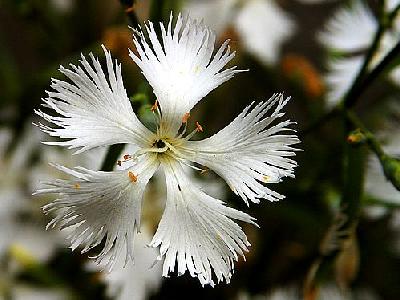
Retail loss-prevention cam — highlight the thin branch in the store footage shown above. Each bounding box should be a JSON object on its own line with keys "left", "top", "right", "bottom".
{"left": 119, "top": 0, "right": 140, "bottom": 27}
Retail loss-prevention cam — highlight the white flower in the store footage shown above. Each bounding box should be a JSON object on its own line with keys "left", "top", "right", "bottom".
{"left": 0, "top": 125, "right": 59, "bottom": 262}
{"left": 184, "top": 0, "right": 295, "bottom": 65}
{"left": 35, "top": 13, "right": 299, "bottom": 286}
{"left": 319, "top": 0, "right": 400, "bottom": 105}
{"left": 318, "top": 0, "right": 376, "bottom": 53}
{"left": 387, "top": 0, "right": 400, "bottom": 12}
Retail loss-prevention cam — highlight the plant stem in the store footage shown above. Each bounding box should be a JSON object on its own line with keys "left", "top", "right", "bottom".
{"left": 301, "top": 4, "right": 400, "bottom": 136}
{"left": 119, "top": 0, "right": 140, "bottom": 27}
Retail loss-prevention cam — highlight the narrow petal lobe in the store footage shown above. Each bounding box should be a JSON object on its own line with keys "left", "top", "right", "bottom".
{"left": 36, "top": 45, "right": 153, "bottom": 153}
{"left": 179, "top": 93, "right": 299, "bottom": 204}
{"left": 36, "top": 154, "right": 159, "bottom": 270}
{"left": 129, "top": 13, "right": 244, "bottom": 135}
{"left": 150, "top": 159, "right": 256, "bottom": 286}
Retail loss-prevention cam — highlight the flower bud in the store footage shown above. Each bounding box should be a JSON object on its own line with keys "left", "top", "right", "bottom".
{"left": 347, "top": 129, "right": 367, "bottom": 145}
{"left": 381, "top": 155, "right": 400, "bottom": 191}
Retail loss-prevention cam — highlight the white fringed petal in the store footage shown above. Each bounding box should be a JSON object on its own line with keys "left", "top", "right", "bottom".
{"left": 129, "top": 13, "right": 244, "bottom": 135}
{"left": 179, "top": 94, "right": 299, "bottom": 204}
{"left": 36, "top": 45, "right": 153, "bottom": 154}
{"left": 35, "top": 154, "right": 159, "bottom": 270}
{"left": 318, "top": 0, "right": 376, "bottom": 52}
{"left": 150, "top": 159, "right": 256, "bottom": 286}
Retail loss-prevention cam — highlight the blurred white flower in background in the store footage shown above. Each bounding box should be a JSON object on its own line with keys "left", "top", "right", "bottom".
{"left": 12, "top": 285, "right": 68, "bottom": 300}
{"left": 103, "top": 228, "right": 162, "bottom": 300}
{"left": 319, "top": 0, "right": 400, "bottom": 106}
{"left": 297, "top": 0, "right": 335, "bottom": 3}
{"left": 237, "top": 283, "right": 379, "bottom": 300}
{"left": 0, "top": 123, "right": 109, "bottom": 298}
{"left": 322, "top": 56, "right": 364, "bottom": 107}
{"left": 387, "top": 0, "right": 400, "bottom": 12}
{"left": 50, "top": 0, "right": 74, "bottom": 13}
{"left": 184, "top": 0, "right": 295, "bottom": 65}
{"left": 0, "top": 125, "right": 58, "bottom": 263}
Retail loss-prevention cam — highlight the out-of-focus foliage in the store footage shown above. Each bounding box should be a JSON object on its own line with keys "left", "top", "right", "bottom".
{"left": 0, "top": 0, "right": 400, "bottom": 299}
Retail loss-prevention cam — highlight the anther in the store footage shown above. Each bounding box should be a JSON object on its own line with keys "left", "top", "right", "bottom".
{"left": 183, "top": 121, "right": 204, "bottom": 141}
{"left": 200, "top": 168, "right": 208, "bottom": 174}
{"left": 117, "top": 160, "right": 122, "bottom": 166}
{"left": 195, "top": 121, "right": 203, "bottom": 132}
{"left": 151, "top": 100, "right": 158, "bottom": 112}
{"left": 182, "top": 112, "right": 190, "bottom": 124}
{"left": 128, "top": 171, "right": 138, "bottom": 183}
{"left": 123, "top": 154, "right": 131, "bottom": 160}
{"left": 74, "top": 183, "right": 80, "bottom": 189}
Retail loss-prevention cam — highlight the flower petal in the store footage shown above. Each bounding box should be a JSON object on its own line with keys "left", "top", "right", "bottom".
{"left": 129, "top": 13, "right": 244, "bottom": 135}
{"left": 234, "top": 0, "right": 295, "bottom": 65}
{"left": 178, "top": 93, "right": 299, "bottom": 204}
{"left": 35, "top": 154, "right": 159, "bottom": 270}
{"left": 35, "top": 45, "right": 153, "bottom": 154}
{"left": 318, "top": 0, "right": 376, "bottom": 52}
{"left": 324, "top": 56, "right": 364, "bottom": 107}
{"left": 150, "top": 158, "right": 256, "bottom": 286}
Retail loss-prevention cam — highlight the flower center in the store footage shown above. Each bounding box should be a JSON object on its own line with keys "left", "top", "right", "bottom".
{"left": 154, "top": 139, "right": 166, "bottom": 149}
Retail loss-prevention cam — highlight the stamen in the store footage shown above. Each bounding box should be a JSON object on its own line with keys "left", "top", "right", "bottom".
{"left": 200, "top": 168, "right": 209, "bottom": 174}
{"left": 150, "top": 100, "right": 158, "bottom": 112}
{"left": 182, "top": 112, "right": 190, "bottom": 123}
{"left": 118, "top": 150, "right": 147, "bottom": 166}
{"left": 195, "top": 121, "right": 203, "bottom": 132}
{"left": 175, "top": 112, "right": 191, "bottom": 138}
{"left": 150, "top": 100, "right": 162, "bottom": 130}
{"left": 184, "top": 121, "right": 204, "bottom": 141}
{"left": 74, "top": 183, "right": 80, "bottom": 189}
{"left": 128, "top": 171, "right": 138, "bottom": 183}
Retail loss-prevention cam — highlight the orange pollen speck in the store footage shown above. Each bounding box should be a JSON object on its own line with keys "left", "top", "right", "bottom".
{"left": 128, "top": 171, "right": 138, "bottom": 183}
{"left": 123, "top": 154, "right": 131, "bottom": 160}
{"left": 151, "top": 100, "right": 158, "bottom": 112}
{"left": 195, "top": 122, "right": 203, "bottom": 132}
{"left": 74, "top": 183, "right": 80, "bottom": 189}
{"left": 182, "top": 112, "right": 190, "bottom": 123}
